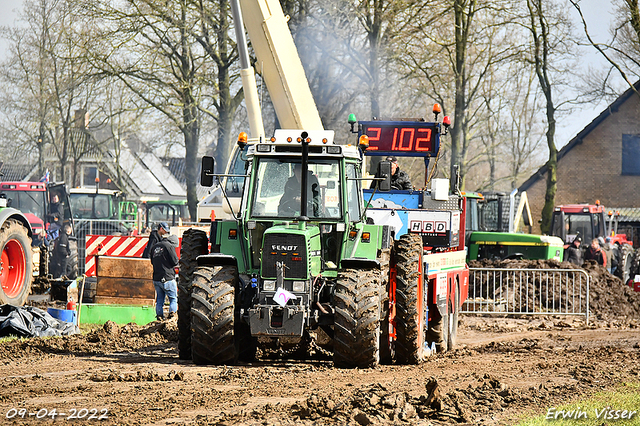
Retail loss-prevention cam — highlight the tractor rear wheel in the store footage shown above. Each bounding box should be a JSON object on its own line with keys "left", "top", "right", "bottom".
{"left": 177, "top": 229, "right": 208, "bottom": 360}
{"left": 616, "top": 244, "right": 634, "bottom": 284}
{"left": 0, "top": 219, "right": 33, "bottom": 306}
{"left": 394, "top": 233, "right": 426, "bottom": 364}
{"left": 334, "top": 268, "right": 381, "bottom": 368}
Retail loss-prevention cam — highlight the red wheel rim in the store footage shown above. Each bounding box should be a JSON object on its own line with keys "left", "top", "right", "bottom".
{"left": 1, "top": 239, "right": 27, "bottom": 298}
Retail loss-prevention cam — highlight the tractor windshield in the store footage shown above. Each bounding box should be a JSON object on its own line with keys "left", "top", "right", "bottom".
{"left": 251, "top": 158, "right": 341, "bottom": 219}
{"left": 70, "top": 193, "right": 113, "bottom": 219}
{"left": 553, "top": 212, "right": 595, "bottom": 244}
{"left": 0, "top": 190, "right": 46, "bottom": 218}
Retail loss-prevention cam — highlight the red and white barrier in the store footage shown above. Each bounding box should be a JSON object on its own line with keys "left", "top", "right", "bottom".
{"left": 84, "top": 235, "right": 149, "bottom": 276}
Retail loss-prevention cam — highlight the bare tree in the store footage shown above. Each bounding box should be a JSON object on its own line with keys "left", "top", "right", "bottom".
{"left": 0, "top": 0, "right": 95, "bottom": 181}
{"left": 401, "top": 0, "right": 520, "bottom": 189}
{"left": 571, "top": 0, "right": 640, "bottom": 97}
{"left": 83, "top": 0, "right": 242, "bottom": 221}
{"left": 524, "top": 0, "right": 577, "bottom": 233}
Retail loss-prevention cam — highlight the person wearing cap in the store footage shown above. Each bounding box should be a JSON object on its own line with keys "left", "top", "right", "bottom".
{"left": 584, "top": 238, "right": 606, "bottom": 267}
{"left": 563, "top": 236, "right": 583, "bottom": 266}
{"left": 370, "top": 156, "right": 412, "bottom": 190}
{"left": 151, "top": 233, "right": 180, "bottom": 321}
{"left": 142, "top": 222, "right": 169, "bottom": 258}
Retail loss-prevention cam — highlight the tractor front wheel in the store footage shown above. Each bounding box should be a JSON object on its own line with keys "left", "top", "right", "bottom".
{"left": 190, "top": 265, "right": 238, "bottom": 365}
{"left": 334, "top": 268, "right": 382, "bottom": 368}
{"left": 0, "top": 219, "right": 33, "bottom": 306}
{"left": 177, "top": 229, "right": 208, "bottom": 360}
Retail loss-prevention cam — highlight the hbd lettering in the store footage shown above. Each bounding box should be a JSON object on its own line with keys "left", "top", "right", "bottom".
{"left": 546, "top": 407, "right": 637, "bottom": 421}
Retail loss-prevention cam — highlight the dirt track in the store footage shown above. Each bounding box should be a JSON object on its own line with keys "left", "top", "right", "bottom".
{"left": 1, "top": 315, "right": 639, "bottom": 425}
{"left": 2, "top": 260, "right": 640, "bottom": 425}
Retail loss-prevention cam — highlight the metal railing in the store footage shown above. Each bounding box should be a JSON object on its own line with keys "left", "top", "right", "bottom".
{"left": 463, "top": 268, "right": 590, "bottom": 323}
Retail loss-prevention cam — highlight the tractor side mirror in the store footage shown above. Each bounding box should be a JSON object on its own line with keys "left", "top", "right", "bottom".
{"left": 377, "top": 161, "right": 392, "bottom": 192}
{"left": 201, "top": 156, "right": 215, "bottom": 187}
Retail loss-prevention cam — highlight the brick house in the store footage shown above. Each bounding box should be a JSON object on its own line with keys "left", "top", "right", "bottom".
{"left": 519, "top": 81, "right": 640, "bottom": 239}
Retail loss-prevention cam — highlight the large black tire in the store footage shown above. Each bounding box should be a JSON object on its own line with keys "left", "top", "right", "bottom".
{"left": 190, "top": 265, "right": 238, "bottom": 365}
{"left": 177, "top": 229, "right": 208, "bottom": 360}
{"left": 615, "top": 244, "right": 634, "bottom": 284}
{"left": 0, "top": 219, "right": 33, "bottom": 306}
{"left": 334, "top": 268, "right": 382, "bottom": 368}
{"left": 65, "top": 238, "right": 79, "bottom": 280}
{"left": 447, "top": 282, "right": 460, "bottom": 351}
{"left": 394, "top": 233, "right": 426, "bottom": 364}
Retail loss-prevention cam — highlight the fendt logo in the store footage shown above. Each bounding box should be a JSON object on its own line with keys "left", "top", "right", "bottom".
{"left": 272, "top": 245, "right": 298, "bottom": 251}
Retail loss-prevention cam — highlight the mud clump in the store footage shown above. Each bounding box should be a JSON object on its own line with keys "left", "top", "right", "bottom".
{"left": 0, "top": 317, "right": 178, "bottom": 361}
{"left": 469, "top": 259, "right": 640, "bottom": 322}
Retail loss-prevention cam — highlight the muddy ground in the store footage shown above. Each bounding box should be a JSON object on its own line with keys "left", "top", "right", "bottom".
{"left": 1, "top": 261, "right": 640, "bottom": 425}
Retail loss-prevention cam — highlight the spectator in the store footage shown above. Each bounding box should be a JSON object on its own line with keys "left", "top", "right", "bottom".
{"left": 142, "top": 222, "right": 169, "bottom": 258}
{"left": 563, "top": 236, "right": 583, "bottom": 266}
{"left": 46, "top": 193, "right": 64, "bottom": 244}
{"left": 151, "top": 233, "right": 180, "bottom": 321}
{"left": 584, "top": 238, "right": 607, "bottom": 267}
{"left": 370, "top": 156, "right": 412, "bottom": 190}
{"left": 51, "top": 223, "right": 72, "bottom": 278}
{"left": 601, "top": 236, "right": 615, "bottom": 274}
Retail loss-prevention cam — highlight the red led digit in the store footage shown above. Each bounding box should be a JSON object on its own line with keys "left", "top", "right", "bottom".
{"left": 415, "top": 128, "right": 432, "bottom": 151}
{"left": 366, "top": 127, "right": 381, "bottom": 150}
{"left": 390, "top": 128, "right": 399, "bottom": 150}
{"left": 396, "top": 128, "right": 415, "bottom": 151}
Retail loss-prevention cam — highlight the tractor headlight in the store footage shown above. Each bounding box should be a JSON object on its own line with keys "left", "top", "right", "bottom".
{"left": 263, "top": 280, "right": 276, "bottom": 291}
{"left": 292, "top": 280, "right": 306, "bottom": 292}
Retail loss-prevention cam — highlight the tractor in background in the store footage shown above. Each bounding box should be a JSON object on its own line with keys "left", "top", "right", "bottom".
{"left": 0, "top": 180, "right": 77, "bottom": 281}
{"left": 550, "top": 201, "right": 635, "bottom": 282}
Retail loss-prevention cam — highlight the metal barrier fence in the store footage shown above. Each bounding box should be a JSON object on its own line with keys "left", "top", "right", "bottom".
{"left": 464, "top": 268, "right": 590, "bottom": 323}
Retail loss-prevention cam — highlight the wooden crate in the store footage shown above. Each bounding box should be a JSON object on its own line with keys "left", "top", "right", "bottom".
{"left": 95, "top": 256, "right": 156, "bottom": 302}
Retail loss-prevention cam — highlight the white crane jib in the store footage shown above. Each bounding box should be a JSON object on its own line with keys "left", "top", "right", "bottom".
{"left": 236, "top": 0, "right": 324, "bottom": 131}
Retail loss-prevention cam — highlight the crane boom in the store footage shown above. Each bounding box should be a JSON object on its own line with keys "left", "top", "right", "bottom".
{"left": 238, "top": 0, "right": 323, "bottom": 130}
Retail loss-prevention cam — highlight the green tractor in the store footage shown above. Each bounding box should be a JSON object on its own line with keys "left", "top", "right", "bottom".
{"left": 179, "top": 129, "right": 399, "bottom": 368}
{"left": 0, "top": 196, "right": 34, "bottom": 306}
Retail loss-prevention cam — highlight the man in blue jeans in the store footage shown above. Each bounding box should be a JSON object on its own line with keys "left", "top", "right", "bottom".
{"left": 151, "top": 233, "right": 180, "bottom": 320}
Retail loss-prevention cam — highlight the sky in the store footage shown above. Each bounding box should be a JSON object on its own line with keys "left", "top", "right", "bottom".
{"left": 0, "top": 0, "right": 621, "bottom": 148}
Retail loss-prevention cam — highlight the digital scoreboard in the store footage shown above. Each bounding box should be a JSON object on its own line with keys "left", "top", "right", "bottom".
{"left": 359, "top": 121, "right": 440, "bottom": 157}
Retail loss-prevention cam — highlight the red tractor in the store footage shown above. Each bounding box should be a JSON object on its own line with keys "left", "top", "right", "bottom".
{"left": 0, "top": 181, "right": 77, "bottom": 280}
{"left": 550, "top": 201, "right": 635, "bottom": 282}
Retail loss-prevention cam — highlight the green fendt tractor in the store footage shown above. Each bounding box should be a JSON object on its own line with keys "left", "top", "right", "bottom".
{"left": 179, "top": 129, "right": 397, "bottom": 368}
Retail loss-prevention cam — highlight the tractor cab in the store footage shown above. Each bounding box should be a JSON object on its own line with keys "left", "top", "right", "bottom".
{"left": 550, "top": 203, "right": 608, "bottom": 246}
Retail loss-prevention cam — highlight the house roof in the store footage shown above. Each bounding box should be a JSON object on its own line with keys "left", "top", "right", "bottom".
{"left": 0, "top": 162, "right": 37, "bottom": 182}
{"left": 610, "top": 207, "right": 640, "bottom": 223}
{"left": 518, "top": 80, "right": 640, "bottom": 192}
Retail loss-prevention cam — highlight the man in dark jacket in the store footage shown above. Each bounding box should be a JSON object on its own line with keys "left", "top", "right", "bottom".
{"left": 151, "top": 233, "right": 180, "bottom": 320}
{"left": 370, "top": 156, "right": 413, "bottom": 190}
{"left": 142, "top": 222, "right": 169, "bottom": 258}
{"left": 584, "top": 238, "right": 607, "bottom": 267}
{"left": 563, "top": 236, "right": 583, "bottom": 265}
{"left": 52, "top": 223, "right": 72, "bottom": 278}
